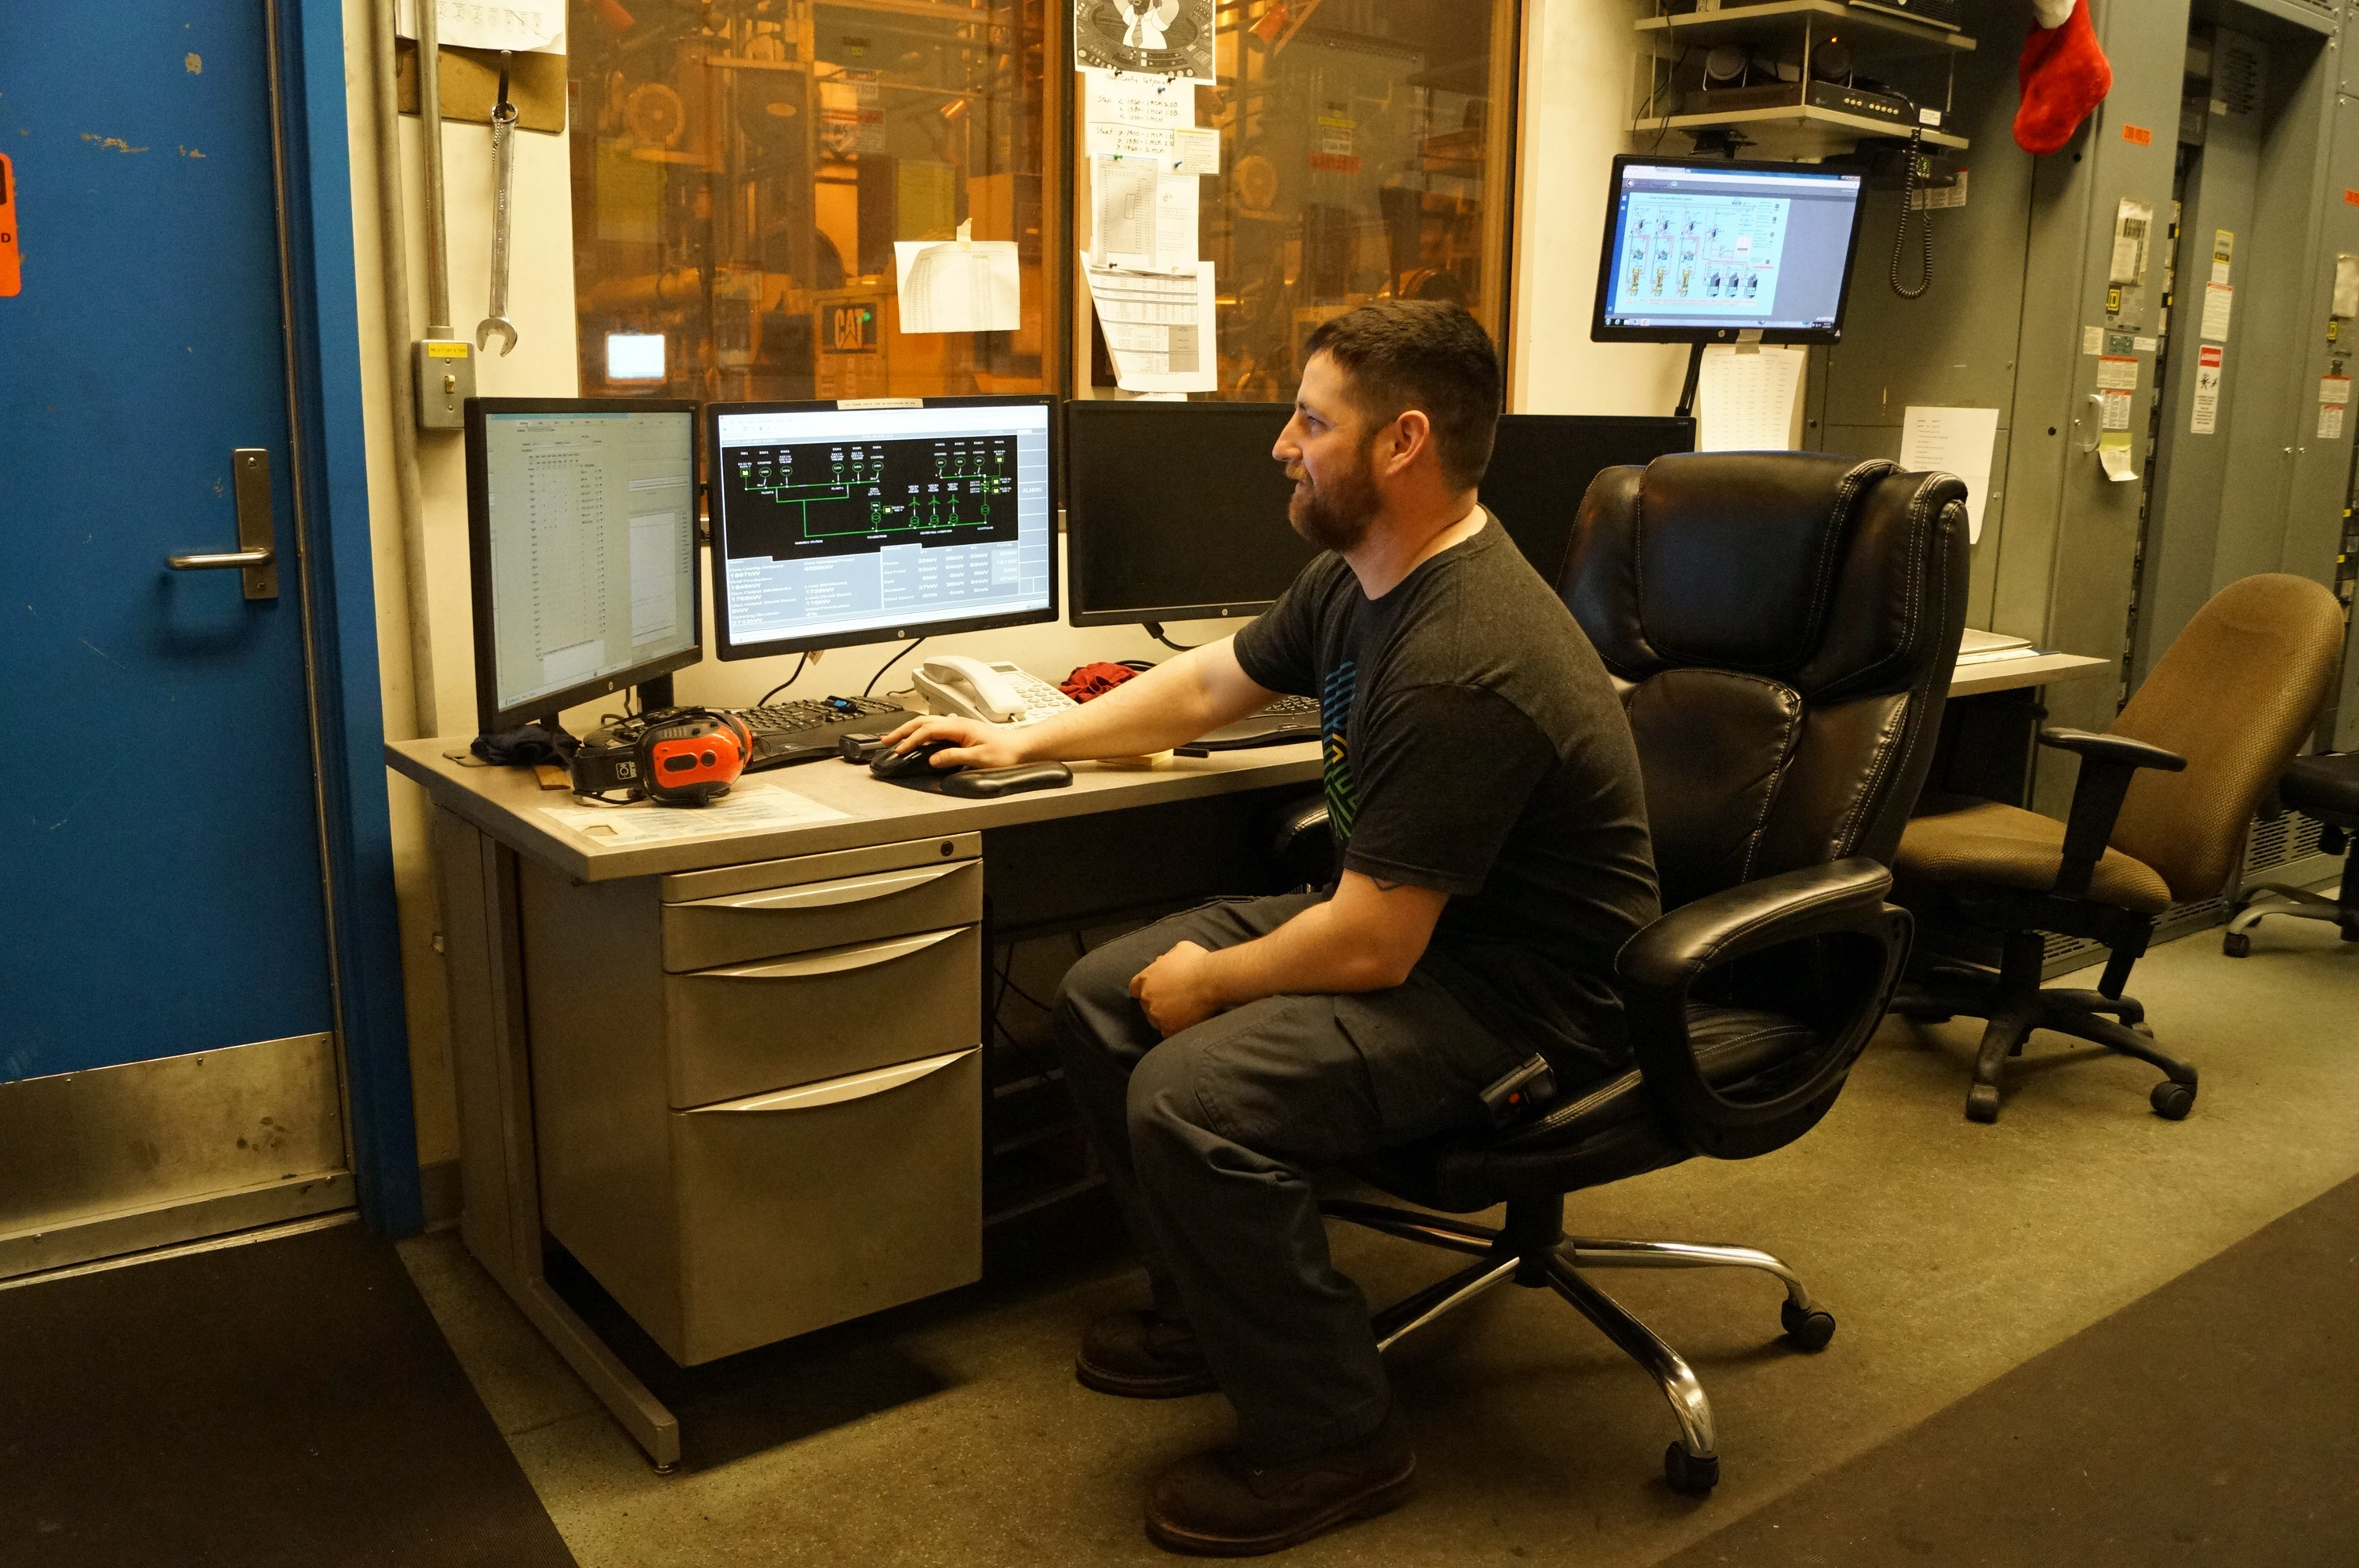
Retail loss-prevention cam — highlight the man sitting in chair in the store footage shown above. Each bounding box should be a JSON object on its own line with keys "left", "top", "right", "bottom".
{"left": 879, "top": 299, "right": 1658, "bottom": 1555}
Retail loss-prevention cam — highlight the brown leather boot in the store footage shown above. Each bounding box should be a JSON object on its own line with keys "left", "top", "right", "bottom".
{"left": 1075, "top": 1308, "right": 1217, "bottom": 1399}
{"left": 1143, "top": 1403, "right": 1416, "bottom": 1556}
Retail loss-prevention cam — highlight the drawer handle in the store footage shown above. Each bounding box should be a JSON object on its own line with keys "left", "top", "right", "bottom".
{"left": 698, "top": 862, "right": 969, "bottom": 914}
{"left": 699, "top": 927, "right": 966, "bottom": 982}
{"left": 689, "top": 1049, "right": 974, "bottom": 1114}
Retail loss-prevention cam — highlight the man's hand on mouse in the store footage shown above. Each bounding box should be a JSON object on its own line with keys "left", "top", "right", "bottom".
{"left": 880, "top": 714, "right": 1027, "bottom": 771}
{"left": 1129, "top": 940, "right": 1226, "bottom": 1038}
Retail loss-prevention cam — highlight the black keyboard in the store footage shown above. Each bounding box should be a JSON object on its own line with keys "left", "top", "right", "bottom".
{"left": 733, "top": 695, "right": 923, "bottom": 769}
{"left": 1194, "top": 693, "right": 1323, "bottom": 751}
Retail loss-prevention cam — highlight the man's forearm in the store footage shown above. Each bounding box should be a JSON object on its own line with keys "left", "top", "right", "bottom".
{"left": 1196, "top": 899, "right": 1413, "bottom": 1010}
{"left": 1009, "top": 642, "right": 1259, "bottom": 762}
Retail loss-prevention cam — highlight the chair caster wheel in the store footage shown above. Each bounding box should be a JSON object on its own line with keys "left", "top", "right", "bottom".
{"left": 1780, "top": 1300, "right": 1837, "bottom": 1352}
{"left": 1965, "top": 1083, "right": 2001, "bottom": 1123}
{"left": 1664, "top": 1443, "right": 1719, "bottom": 1497}
{"left": 2221, "top": 932, "right": 2251, "bottom": 957}
{"left": 2150, "top": 1080, "right": 2196, "bottom": 1120}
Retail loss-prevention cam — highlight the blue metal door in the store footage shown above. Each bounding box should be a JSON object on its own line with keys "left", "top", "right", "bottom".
{"left": 0, "top": 10, "right": 334, "bottom": 1083}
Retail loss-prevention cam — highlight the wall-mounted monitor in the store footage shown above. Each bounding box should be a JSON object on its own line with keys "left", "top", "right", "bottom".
{"left": 1591, "top": 154, "right": 1867, "bottom": 345}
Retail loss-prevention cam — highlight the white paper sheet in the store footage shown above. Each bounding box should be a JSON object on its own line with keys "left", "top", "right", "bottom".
{"left": 397, "top": 0, "right": 563, "bottom": 52}
{"left": 541, "top": 781, "right": 851, "bottom": 847}
{"left": 1089, "top": 155, "right": 1161, "bottom": 266}
{"left": 892, "top": 223, "right": 1022, "bottom": 334}
{"left": 2334, "top": 254, "right": 2359, "bottom": 319}
{"left": 1083, "top": 253, "right": 1216, "bottom": 393}
{"left": 1695, "top": 346, "right": 1805, "bottom": 454}
{"left": 1154, "top": 174, "right": 1199, "bottom": 270}
{"left": 1898, "top": 405, "right": 2000, "bottom": 544}
{"left": 2201, "top": 281, "right": 2234, "bottom": 342}
{"left": 2095, "top": 355, "right": 2139, "bottom": 391}
{"left": 2098, "top": 433, "right": 2138, "bottom": 481}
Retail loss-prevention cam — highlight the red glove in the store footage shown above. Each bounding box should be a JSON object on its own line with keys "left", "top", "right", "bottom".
{"left": 1060, "top": 662, "right": 1140, "bottom": 702}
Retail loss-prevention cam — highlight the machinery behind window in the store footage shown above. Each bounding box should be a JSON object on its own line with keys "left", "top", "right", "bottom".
{"left": 570, "top": 0, "right": 1052, "bottom": 403}
{"left": 1151, "top": 0, "right": 1518, "bottom": 400}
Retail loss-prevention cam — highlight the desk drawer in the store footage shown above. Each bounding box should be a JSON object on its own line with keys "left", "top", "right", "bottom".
{"left": 664, "top": 925, "right": 980, "bottom": 1109}
{"left": 668, "top": 1048, "right": 981, "bottom": 1363}
{"left": 661, "top": 858, "right": 982, "bottom": 971}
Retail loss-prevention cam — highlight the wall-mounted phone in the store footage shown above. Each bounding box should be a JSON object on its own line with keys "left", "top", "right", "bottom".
{"left": 913, "top": 656, "right": 1078, "bottom": 725}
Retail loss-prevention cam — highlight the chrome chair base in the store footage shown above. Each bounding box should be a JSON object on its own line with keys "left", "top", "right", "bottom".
{"left": 2225, "top": 880, "right": 2359, "bottom": 952}
{"left": 1324, "top": 1195, "right": 1835, "bottom": 1497}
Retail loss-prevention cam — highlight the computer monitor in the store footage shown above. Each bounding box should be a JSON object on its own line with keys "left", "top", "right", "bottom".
{"left": 706, "top": 396, "right": 1058, "bottom": 659}
{"left": 1478, "top": 414, "right": 1696, "bottom": 580}
{"left": 1065, "top": 400, "right": 1312, "bottom": 628}
{"left": 464, "top": 397, "right": 702, "bottom": 734}
{"left": 1592, "top": 154, "right": 1867, "bottom": 345}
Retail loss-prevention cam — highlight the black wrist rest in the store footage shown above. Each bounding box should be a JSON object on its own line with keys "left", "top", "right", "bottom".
{"left": 878, "top": 761, "right": 1074, "bottom": 797}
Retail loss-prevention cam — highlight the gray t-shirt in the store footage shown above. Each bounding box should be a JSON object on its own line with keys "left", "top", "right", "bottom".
{"left": 1233, "top": 516, "right": 1659, "bottom": 1077}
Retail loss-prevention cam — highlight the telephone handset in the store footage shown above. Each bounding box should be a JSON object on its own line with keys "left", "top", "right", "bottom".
{"left": 913, "top": 655, "right": 1078, "bottom": 725}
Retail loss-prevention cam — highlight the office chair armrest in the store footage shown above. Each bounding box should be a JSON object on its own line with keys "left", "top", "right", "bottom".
{"left": 1616, "top": 858, "right": 1910, "bottom": 1161}
{"left": 2037, "top": 728, "right": 2186, "bottom": 901}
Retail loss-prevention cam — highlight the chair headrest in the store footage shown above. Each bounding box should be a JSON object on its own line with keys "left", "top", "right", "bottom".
{"left": 1561, "top": 451, "right": 1966, "bottom": 702}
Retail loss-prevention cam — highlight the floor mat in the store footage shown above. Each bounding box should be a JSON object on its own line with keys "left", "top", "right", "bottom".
{"left": 1661, "top": 1173, "right": 2359, "bottom": 1566}
{"left": 0, "top": 1219, "right": 576, "bottom": 1568}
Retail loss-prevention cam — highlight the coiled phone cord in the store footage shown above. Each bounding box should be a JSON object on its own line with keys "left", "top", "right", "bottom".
{"left": 1891, "top": 122, "right": 1932, "bottom": 299}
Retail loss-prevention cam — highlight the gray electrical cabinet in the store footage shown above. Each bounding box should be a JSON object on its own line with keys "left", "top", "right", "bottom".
{"left": 1801, "top": 0, "right": 2356, "bottom": 810}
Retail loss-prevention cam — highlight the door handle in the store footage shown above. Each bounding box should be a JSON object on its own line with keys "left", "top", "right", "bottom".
{"left": 166, "top": 447, "right": 278, "bottom": 599}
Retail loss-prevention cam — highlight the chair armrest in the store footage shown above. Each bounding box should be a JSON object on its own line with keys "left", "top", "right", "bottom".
{"left": 1616, "top": 858, "right": 1910, "bottom": 1161}
{"left": 1619, "top": 858, "right": 1894, "bottom": 993}
{"left": 1263, "top": 796, "right": 1337, "bottom": 892}
{"left": 2037, "top": 728, "right": 2186, "bottom": 900}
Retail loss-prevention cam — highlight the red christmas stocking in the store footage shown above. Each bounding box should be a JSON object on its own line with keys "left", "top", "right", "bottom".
{"left": 2016, "top": 0, "right": 2113, "bottom": 155}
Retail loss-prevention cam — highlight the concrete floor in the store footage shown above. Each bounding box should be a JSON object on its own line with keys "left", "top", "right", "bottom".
{"left": 399, "top": 907, "right": 2359, "bottom": 1567}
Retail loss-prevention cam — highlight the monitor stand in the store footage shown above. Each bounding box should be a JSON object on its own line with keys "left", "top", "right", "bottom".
{"left": 1674, "top": 341, "right": 1706, "bottom": 421}
{"left": 636, "top": 673, "right": 676, "bottom": 715}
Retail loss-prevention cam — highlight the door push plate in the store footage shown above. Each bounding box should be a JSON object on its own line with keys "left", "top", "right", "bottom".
{"left": 230, "top": 447, "right": 278, "bottom": 599}
{"left": 164, "top": 447, "right": 278, "bottom": 599}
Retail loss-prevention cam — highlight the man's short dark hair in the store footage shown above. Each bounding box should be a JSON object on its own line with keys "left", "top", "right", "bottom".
{"left": 1301, "top": 299, "right": 1501, "bottom": 491}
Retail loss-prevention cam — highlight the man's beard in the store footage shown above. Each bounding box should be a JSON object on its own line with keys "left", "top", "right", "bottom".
{"left": 1286, "top": 441, "right": 1381, "bottom": 553}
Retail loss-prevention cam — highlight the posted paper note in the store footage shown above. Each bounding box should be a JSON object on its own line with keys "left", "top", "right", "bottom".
{"left": 397, "top": 0, "right": 563, "bottom": 51}
{"left": 1696, "top": 346, "right": 1805, "bottom": 454}
{"left": 1074, "top": 0, "right": 1214, "bottom": 82}
{"left": 1898, "top": 405, "right": 2000, "bottom": 544}
{"left": 1084, "top": 253, "right": 1216, "bottom": 393}
{"left": 892, "top": 223, "right": 1022, "bottom": 334}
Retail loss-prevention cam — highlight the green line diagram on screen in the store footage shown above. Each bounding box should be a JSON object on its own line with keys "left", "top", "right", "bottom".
{"left": 732, "top": 437, "right": 1017, "bottom": 539}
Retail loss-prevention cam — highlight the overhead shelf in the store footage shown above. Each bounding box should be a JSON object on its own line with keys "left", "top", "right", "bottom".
{"left": 1632, "top": 103, "right": 1970, "bottom": 160}
{"left": 1637, "top": 1, "right": 1976, "bottom": 60}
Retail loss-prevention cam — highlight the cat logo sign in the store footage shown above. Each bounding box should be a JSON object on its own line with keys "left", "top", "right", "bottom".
{"left": 827, "top": 301, "right": 878, "bottom": 354}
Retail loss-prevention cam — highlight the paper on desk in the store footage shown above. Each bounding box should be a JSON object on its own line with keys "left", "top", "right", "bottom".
{"left": 1083, "top": 252, "right": 1216, "bottom": 392}
{"left": 1696, "top": 346, "right": 1804, "bottom": 454}
{"left": 541, "top": 780, "right": 852, "bottom": 847}
{"left": 892, "top": 222, "right": 1022, "bottom": 334}
{"left": 1898, "top": 405, "right": 1999, "bottom": 545}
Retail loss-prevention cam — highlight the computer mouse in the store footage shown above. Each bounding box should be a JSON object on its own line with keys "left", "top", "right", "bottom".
{"left": 871, "top": 738, "right": 961, "bottom": 780}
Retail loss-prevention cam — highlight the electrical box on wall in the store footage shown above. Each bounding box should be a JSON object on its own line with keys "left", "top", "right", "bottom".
{"left": 415, "top": 337, "right": 475, "bottom": 430}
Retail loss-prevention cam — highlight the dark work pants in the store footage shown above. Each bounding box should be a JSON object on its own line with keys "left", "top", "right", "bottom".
{"left": 1050, "top": 893, "right": 1529, "bottom": 1462}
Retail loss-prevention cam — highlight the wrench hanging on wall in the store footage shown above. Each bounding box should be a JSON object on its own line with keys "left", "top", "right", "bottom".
{"left": 476, "top": 50, "right": 519, "bottom": 356}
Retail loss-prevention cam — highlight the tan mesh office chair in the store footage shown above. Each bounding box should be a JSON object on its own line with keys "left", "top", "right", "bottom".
{"left": 1895, "top": 573, "right": 2346, "bottom": 1123}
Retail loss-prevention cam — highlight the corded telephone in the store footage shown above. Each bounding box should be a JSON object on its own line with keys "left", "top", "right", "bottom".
{"left": 912, "top": 655, "right": 1078, "bottom": 725}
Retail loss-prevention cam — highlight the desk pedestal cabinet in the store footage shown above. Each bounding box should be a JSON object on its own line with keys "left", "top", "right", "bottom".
{"left": 521, "top": 833, "right": 986, "bottom": 1366}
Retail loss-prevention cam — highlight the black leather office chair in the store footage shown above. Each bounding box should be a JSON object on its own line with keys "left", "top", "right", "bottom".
{"left": 1281, "top": 452, "right": 1968, "bottom": 1497}
{"left": 2223, "top": 751, "right": 2359, "bottom": 953}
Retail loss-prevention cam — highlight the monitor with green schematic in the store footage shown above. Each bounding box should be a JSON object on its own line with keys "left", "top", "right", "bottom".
{"left": 705, "top": 396, "right": 1059, "bottom": 659}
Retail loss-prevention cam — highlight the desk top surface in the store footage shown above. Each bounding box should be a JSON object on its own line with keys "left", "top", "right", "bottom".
{"left": 386, "top": 738, "right": 1324, "bottom": 882}
{"left": 387, "top": 652, "right": 2107, "bottom": 882}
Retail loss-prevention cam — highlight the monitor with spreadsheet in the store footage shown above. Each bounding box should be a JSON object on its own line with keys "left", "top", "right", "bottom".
{"left": 706, "top": 396, "right": 1058, "bottom": 659}
{"left": 1592, "top": 155, "right": 1866, "bottom": 344}
{"left": 464, "top": 398, "right": 702, "bottom": 733}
